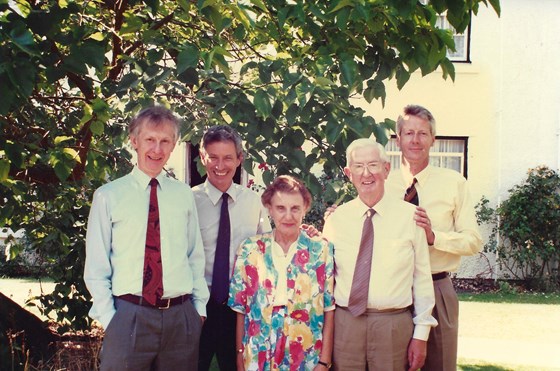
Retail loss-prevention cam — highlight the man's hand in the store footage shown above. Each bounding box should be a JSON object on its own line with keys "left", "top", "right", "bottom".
{"left": 323, "top": 204, "right": 338, "bottom": 221}
{"left": 301, "top": 224, "right": 321, "bottom": 238}
{"left": 414, "top": 206, "right": 435, "bottom": 245}
{"left": 407, "top": 338, "right": 427, "bottom": 371}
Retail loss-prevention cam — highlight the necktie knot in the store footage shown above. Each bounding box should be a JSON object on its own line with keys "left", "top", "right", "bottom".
{"left": 149, "top": 178, "right": 158, "bottom": 188}
{"left": 404, "top": 178, "right": 419, "bottom": 205}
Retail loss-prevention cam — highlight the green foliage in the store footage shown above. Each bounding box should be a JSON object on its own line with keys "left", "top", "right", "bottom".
{"left": 0, "top": 0, "right": 500, "bottom": 330}
{"left": 303, "top": 173, "right": 356, "bottom": 231}
{"left": 476, "top": 166, "right": 560, "bottom": 291}
{"left": 475, "top": 195, "right": 498, "bottom": 253}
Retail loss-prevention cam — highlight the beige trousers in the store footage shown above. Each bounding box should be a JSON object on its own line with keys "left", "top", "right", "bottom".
{"left": 333, "top": 306, "right": 413, "bottom": 371}
{"left": 423, "top": 276, "right": 459, "bottom": 371}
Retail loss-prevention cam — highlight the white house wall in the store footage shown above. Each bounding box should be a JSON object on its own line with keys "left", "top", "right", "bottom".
{"left": 356, "top": 1, "right": 560, "bottom": 278}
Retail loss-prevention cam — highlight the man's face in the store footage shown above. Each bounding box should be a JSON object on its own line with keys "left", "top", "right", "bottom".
{"left": 130, "top": 121, "right": 177, "bottom": 178}
{"left": 344, "top": 145, "right": 390, "bottom": 204}
{"left": 396, "top": 115, "right": 435, "bottom": 165}
{"left": 200, "top": 140, "right": 242, "bottom": 192}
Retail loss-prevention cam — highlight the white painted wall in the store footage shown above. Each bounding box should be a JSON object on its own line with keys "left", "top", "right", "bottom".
{"left": 356, "top": 1, "right": 560, "bottom": 278}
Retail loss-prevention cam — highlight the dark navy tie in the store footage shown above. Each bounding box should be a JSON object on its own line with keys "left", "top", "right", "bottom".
{"left": 211, "top": 192, "right": 231, "bottom": 304}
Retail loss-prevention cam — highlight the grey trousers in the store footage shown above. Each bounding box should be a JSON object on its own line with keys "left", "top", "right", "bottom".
{"left": 100, "top": 297, "right": 203, "bottom": 371}
{"left": 423, "top": 276, "right": 459, "bottom": 371}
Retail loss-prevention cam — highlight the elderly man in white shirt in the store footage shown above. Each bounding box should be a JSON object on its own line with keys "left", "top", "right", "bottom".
{"left": 323, "top": 138, "right": 437, "bottom": 371}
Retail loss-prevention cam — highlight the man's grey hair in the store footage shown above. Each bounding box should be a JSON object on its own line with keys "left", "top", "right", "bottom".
{"left": 396, "top": 104, "right": 436, "bottom": 136}
{"left": 129, "top": 106, "right": 180, "bottom": 141}
{"left": 200, "top": 125, "right": 244, "bottom": 158}
{"left": 345, "top": 138, "right": 389, "bottom": 167}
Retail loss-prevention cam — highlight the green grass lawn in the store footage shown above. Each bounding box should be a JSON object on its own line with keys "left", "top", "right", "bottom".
{"left": 458, "top": 359, "right": 558, "bottom": 371}
{"left": 458, "top": 291, "right": 560, "bottom": 305}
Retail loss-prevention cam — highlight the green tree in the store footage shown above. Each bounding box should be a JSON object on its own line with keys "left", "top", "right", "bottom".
{"left": 0, "top": 0, "right": 500, "bottom": 331}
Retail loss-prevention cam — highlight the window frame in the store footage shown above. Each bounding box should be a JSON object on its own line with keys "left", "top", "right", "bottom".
{"left": 386, "top": 136, "right": 469, "bottom": 178}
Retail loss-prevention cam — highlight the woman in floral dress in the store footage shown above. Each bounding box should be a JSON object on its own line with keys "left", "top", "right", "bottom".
{"left": 228, "top": 175, "right": 335, "bottom": 371}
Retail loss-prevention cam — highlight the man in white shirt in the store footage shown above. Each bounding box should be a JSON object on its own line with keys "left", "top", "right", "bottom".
{"left": 193, "top": 125, "right": 271, "bottom": 371}
{"left": 386, "top": 105, "right": 482, "bottom": 370}
{"left": 84, "top": 106, "right": 209, "bottom": 370}
{"left": 323, "top": 138, "right": 437, "bottom": 371}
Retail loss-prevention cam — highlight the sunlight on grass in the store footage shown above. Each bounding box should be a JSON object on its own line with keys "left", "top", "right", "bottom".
{"left": 458, "top": 358, "right": 560, "bottom": 371}
{"left": 458, "top": 291, "right": 560, "bottom": 305}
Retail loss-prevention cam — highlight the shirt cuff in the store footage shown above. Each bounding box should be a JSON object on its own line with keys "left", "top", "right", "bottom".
{"left": 99, "top": 310, "right": 116, "bottom": 331}
{"left": 412, "top": 324, "right": 432, "bottom": 341}
{"left": 192, "top": 299, "right": 207, "bottom": 317}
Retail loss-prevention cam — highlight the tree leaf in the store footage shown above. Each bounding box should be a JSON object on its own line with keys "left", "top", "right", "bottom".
{"left": 54, "top": 136, "right": 73, "bottom": 145}
{"left": 177, "top": 45, "right": 200, "bottom": 74}
{"left": 254, "top": 89, "right": 272, "bottom": 119}
{"left": 0, "top": 159, "right": 10, "bottom": 181}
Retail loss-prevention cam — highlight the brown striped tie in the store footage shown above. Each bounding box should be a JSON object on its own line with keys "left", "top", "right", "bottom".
{"left": 348, "top": 208, "right": 375, "bottom": 317}
{"left": 404, "top": 178, "right": 419, "bottom": 206}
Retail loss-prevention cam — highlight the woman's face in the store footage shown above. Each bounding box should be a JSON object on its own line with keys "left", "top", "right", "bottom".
{"left": 267, "top": 191, "right": 307, "bottom": 237}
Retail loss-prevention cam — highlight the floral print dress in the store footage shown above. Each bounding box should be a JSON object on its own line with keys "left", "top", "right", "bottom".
{"left": 228, "top": 231, "right": 335, "bottom": 370}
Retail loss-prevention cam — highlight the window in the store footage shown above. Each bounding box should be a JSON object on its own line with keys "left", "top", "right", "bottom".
{"left": 420, "top": 0, "right": 471, "bottom": 62}
{"left": 435, "top": 15, "right": 470, "bottom": 62}
{"left": 386, "top": 136, "right": 469, "bottom": 177}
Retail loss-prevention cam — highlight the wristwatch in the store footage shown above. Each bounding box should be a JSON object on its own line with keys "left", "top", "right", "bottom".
{"left": 317, "top": 360, "right": 332, "bottom": 369}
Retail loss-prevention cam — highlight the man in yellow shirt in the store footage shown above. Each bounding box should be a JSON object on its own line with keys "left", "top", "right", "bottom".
{"left": 386, "top": 105, "right": 483, "bottom": 371}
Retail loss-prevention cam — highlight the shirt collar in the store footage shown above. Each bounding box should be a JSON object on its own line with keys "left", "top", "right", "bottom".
{"left": 131, "top": 166, "right": 167, "bottom": 190}
{"left": 351, "top": 194, "right": 389, "bottom": 219}
{"left": 400, "top": 164, "right": 432, "bottom": 188}
{"left": 204, "top": 179, "right": 238, "bottom": 206}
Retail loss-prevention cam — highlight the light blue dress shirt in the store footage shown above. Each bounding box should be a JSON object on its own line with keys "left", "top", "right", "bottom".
{"left": 84, "top": 166, "right": 209, "bottom": 329}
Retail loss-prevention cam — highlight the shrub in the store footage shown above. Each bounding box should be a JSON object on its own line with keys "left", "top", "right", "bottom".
{"left": 477, "top": 166, "right": 560, "bottom": 291}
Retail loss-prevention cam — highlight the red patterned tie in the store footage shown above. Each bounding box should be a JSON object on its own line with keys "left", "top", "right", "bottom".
{"left": 348, "top": 209, "right": 375, "bottom": 317}
{"left": 142, "top": 178, "right": 163, "bottom": 306}
{"left": 404, "top": 178, "right": 419, "bottom": 206}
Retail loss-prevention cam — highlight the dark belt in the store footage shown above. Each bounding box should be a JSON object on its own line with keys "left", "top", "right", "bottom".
{"left": 432, "top": 272, "right": 449, "bottom": 281}
{"left": 117, "top": 294, "right": 192, "bottom": 309}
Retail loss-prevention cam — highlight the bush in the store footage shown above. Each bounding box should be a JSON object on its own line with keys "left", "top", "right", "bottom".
{"left": 477, "top": 166, "right": 560, "bottom": 291}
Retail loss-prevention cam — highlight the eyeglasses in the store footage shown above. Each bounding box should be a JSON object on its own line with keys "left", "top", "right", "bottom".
{"left": 349, "top": 162, "right": 384, "bottom": 174}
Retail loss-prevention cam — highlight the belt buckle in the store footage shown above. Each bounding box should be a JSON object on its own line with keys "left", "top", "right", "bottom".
{"left": 158, "top": 298, "right": 171, "bottom": 309}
